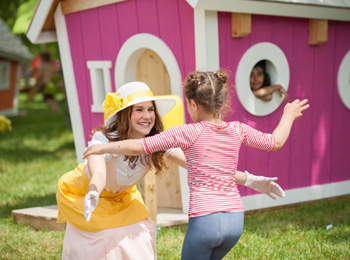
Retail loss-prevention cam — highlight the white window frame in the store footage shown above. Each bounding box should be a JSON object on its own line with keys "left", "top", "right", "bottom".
{"left": 87, "top": 61, "right": 112, "bottom": 113}
{"left": 337, "top": 50, "right": 350, "bottom": 111}
{"left": 235, "top": 42, "right": 290, "bottom": 116}
{"left": 0, "top": 61, "right": 11, "bottom": 90}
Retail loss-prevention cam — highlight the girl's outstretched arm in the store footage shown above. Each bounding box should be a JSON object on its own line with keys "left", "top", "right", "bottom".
{"left": 83, "top": 142, "right": 286, "bottom": 199}
{"left": 272, "top": 99, "right": 309, "bottom": 150}
{"left": 253, "top": 84, "right": 288, "bottom": 102}
{"left": 83, "top": 139, "right": 144, "bottom": 159}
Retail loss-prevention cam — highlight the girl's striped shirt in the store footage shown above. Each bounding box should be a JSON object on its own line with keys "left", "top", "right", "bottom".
{"left": 141, "top": 121, "right": 275, "bottom": 218}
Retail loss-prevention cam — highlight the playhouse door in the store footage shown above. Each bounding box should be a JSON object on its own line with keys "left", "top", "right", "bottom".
{"left": 137, "top": 49, "right": 182, "bottom": 209}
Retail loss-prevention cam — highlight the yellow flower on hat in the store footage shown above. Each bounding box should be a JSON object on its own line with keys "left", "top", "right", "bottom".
{"left": 103, "top": 93, "right": 128, "bottom": 122}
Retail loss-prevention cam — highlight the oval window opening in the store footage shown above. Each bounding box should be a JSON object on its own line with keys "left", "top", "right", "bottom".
{"left": 236, "top": 42, "right": 290, "bottom": 116}
{"left": 337, "top": 50, "right": 350, "bottom": 110}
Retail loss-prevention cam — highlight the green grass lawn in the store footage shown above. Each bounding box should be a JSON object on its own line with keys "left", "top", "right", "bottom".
{"left": 0, "top": 93, "right": 349, "bottom": 260}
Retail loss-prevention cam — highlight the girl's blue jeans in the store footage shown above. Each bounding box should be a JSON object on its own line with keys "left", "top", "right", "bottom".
{"left": 181, "top": 211, "right": 244, "bottom": 260}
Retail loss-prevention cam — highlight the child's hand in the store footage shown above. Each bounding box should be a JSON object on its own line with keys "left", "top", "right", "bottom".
{"left": 283, "top": 99, "right": 309, "bottom": 120}
{"left": 278, "top": 85, "right": 289, "bottom": 102}
{"left": 244, "top": 171, "right": 285, "bottom": 199}
{"left": 83, "top": 144, "right": 105, "bottom": 159}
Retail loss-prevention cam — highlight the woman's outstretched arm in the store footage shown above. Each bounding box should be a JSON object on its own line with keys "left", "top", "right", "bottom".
{"left": 166, "top": 149, "right": 285, "bottom": 199}
{"left": 84, "top": 154, "right": 106, "bottom": 222}
{"left": 253, "top": 84, "right": 288, "bottom": 102}
{"left": 87, "top": 155, "right": 107, "bottom": 194}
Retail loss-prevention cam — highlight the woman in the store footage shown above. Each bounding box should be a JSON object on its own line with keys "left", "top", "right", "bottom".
{"left": 58, "top": 81, "right": 285, "bottom": 259}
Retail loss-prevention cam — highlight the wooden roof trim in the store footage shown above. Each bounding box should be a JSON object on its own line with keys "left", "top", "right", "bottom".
{"left": 26, "top": 0, "right": 128, "bottom": 43}
{"left": 61, "top": 0, "right": 127, "bottom": 15}
{"left": 231, "top": 13, "right": 251, "bottom": 38}
{"left": 42, "top": 0, "right": 60, "bottom": 31}
{"left": 26, "top": 0, "right": 57, "bottom": 43}
{"left": 309, "top": 19, "right": 328, "bottom": 45}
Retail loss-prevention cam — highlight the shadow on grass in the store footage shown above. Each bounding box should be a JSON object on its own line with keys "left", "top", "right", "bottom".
{"left": 0, "top": 193, "right": 58, "bottom": 218}
{"left": 0, "top": 140, "right": 75, "bottom": 163}
{"left": 7, "top": 96, "right": 70, "bottom": 132}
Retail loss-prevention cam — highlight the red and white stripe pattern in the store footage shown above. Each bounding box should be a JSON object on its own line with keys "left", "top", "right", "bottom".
{"left": 141, "top": 121, "right": 275, "bottom": 218}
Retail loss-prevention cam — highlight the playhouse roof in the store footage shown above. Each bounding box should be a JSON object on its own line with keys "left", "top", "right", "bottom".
{"left": 187, "top": 0, "right": 350, "bottom": 21}
{"left": 0, "top": 17, "right": 33, "bottom": 63}
{"left": 27, "top": 0, "right": 350, "bottom": 44}
{"left": 188, "top": 0, "right": 350, "bottom": 9}
{"left": 267, "top": 0, "right": 350, "bottom": 8}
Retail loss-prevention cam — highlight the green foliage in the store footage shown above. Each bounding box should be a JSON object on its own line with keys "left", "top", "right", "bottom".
{"left": 0, "top": 0, "right": 60, "bottom": 61}
{"left": 12, "top": 0, "right": 37, "bottom": 34}
{"left": 0, "top": 0, "right": 29, "bottom": 29}
{"left": 0, "top": 115, "right": 12, "bottom": 133}
{"left": 0, "top": 94, "right": 74, "bottom": 259}
{"left": 1, "top": 94, "right": 349, "bottom": 259}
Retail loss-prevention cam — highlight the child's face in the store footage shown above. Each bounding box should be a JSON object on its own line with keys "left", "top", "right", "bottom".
{"left": 129, "top": 101, "right": 156, "bottom": 138}
{"left": 250, "top": 66, "right": 265, "bottom": 90}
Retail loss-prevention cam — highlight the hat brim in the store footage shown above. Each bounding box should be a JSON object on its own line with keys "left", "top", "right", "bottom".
{"left": 105, "top": 96, "right": 177, "bottom": 128}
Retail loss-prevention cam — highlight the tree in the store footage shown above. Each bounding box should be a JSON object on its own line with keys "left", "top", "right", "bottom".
{"left": 12, "top": 0, "right": 38, "bottom": 34}
{"left": 0, "top": 0, "right": 59, "bottom": 59}
{"left": 0, "top": 0, "right": 29, "bottom": 29}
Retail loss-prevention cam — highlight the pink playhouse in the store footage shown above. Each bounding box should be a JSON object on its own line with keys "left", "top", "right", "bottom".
{"left": 27, "top": 0, "right": 350, "bottom": 216}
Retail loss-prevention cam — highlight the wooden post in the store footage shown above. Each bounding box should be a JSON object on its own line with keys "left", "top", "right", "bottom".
{"left": 137, "top": 169, "right": 157, "bottom": 224}
{"left": 309, "top": 19, "right": 328, "bottom": 45}
{"left": 231, "top": 13, "right": 251, "bottom": 38}
{"left": 156, "top": 161, "right": 182, "bottom": 209}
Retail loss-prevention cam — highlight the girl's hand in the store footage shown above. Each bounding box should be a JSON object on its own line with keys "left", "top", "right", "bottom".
{"left": 283, "top": 99, "right": 309, "bottom": 120}
{"left": 272, "top": 98, "right": 309, "bottom": 150}
{"left": 278, "top": 85, "right": 289, "bottom": 102}
{"left": 83, "top": 144, "right": 105, "bottom": 159}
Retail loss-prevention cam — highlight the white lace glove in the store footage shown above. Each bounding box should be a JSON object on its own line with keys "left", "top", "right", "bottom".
{"left": 84, "top": 190, "right": 99, "bottom": 222}
{"left": 244, "top": 171, "right": 285, "bottom": 200}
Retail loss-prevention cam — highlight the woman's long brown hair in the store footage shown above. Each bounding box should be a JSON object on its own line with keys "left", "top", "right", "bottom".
{"left": 92, "top": 101, "right": 168, "bottom": 176}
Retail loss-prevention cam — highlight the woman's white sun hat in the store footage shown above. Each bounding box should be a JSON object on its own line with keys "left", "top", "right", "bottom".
{"left": 103, "top": 81, "right": 177, "bottom": 127}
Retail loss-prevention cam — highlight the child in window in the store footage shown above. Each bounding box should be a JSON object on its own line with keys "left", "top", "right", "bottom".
{"left": 250, "top": 60, "right": 289, "bottom": 102}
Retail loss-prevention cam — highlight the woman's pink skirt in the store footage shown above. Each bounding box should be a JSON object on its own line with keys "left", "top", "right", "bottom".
{"left": 62, "top": 218, "right": 156, "bottom": 260}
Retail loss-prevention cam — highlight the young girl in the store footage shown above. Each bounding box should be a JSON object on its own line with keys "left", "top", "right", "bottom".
{"left": 58, "top": 81, "right": 284, "bottom": 260}
{"left": 83, "top": 71, "right": 309, "bottom": 259}
{"left": 250, "top": 60, "right": 289, "bottom": 102}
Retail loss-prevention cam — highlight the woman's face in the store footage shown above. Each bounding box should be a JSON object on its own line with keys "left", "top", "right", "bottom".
{"left": 250, "top": 66, "right": 265, "bottom": 90}
{"left": 129, "top": 101, "right": 156, "bottom": 138}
